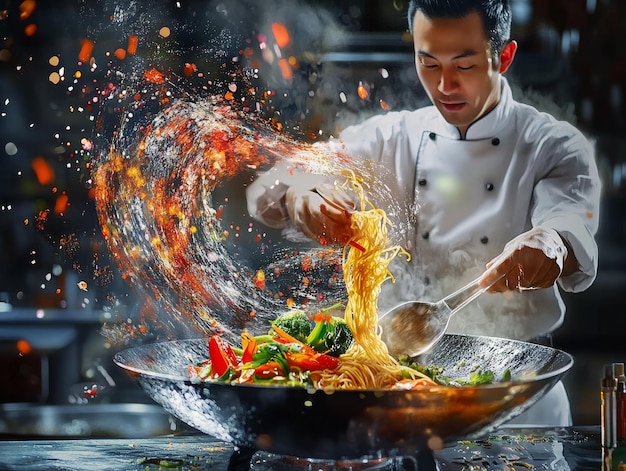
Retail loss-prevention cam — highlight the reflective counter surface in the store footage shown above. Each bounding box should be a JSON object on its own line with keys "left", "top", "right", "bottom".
{"left": 0, "top": 426, "right": 606, "bottom": 470}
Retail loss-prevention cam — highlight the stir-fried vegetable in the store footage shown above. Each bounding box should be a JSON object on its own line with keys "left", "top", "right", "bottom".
{"left": 306, "top": 313, "right": 354, "bottom": 357}
{"left": 189, "top": 311, "right": 345, "bottom": 386}
{"left": 269, "top": 311, "right": 312, "bottom": 343}
{"left": 397, "top": 355, "right": 512, "bottom": 386}
{"left": 189, "top": 311, "right": 513, "bottom": 388}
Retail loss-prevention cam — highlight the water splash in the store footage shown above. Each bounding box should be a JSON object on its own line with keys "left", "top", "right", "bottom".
{"left": 92, "top": 99, "right": 368, "bottom": 341}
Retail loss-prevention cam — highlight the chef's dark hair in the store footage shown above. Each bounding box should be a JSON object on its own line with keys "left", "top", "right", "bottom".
{"left": 407, "top": 0, "right": 512, "bottom": 58}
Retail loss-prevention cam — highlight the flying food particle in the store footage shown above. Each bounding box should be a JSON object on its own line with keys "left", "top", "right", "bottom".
{"left": 127, "top": 35, "right": 138, "bottom": 55}
{"left": 78, "top": 39, "right": 94, "bottom": 63}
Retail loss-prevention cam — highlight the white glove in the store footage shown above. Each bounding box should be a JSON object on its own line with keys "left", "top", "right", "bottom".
{"left": 479, "top": 227, "right": 568, "bottom": 292}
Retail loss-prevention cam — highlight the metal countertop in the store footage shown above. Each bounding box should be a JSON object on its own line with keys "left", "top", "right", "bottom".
{"left": 0, "top": 426, "right": 605, "bottom": 470}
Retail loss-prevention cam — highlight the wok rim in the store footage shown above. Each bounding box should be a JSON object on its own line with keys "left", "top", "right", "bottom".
{"left": 113, "top": 333, "right": 574, "bottom": 393}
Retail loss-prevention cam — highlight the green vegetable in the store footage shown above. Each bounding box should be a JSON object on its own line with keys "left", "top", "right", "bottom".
{"left": 455, "top": 370, "right": 495, "bottom": 386}
{"left": 398, "top": 356, "right": 512, "bottom": 386}
{"left": 269, "top": 311, "right": 312, "bottom": 343}
{"left": 307, "top": 316, "right": 354, "bottom": 357}
{"left": 246, "top": 343, "right": 289, "bottom": 375}
{"left": 500, "top": 368, "right": 512, "bottom": 382}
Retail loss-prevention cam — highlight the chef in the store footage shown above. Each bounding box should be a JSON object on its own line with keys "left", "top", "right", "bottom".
{"left": 246, "top": 0, "right": 601, "bottom": 426}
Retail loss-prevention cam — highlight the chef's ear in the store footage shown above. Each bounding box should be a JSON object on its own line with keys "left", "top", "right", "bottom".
{"left": 499, "top": 40, "right": 518, "bottom": 74}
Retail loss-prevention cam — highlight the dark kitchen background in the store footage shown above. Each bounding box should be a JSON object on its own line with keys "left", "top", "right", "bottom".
{"left": 0, "top": 0, "right": 624, "bottom": 433}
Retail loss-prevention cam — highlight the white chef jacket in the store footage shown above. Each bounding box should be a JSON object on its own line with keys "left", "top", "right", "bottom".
{"left": 334, "top": 77, "right": 601, "bottom": 342}
{"left": 332, "top": 77, "right": 601, "bottom": 427}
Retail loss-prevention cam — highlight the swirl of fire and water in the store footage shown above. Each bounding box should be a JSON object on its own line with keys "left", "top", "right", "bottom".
{"left": 92, "top": 100, "right": 358, "bottom": 341}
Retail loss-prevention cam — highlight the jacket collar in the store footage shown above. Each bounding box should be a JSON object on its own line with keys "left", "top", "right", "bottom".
{"left": 429, "top": 77, "right": 513, "bottom": 140}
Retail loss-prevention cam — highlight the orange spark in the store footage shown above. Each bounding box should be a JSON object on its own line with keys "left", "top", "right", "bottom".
{"left": 183, "top": 62, "right": 197, "bottom": 77}
{"left": 54, "top": 194, "right": 69, "bottom": 214}
{"left": 127, "top": 35, "right": 138, "bottom": 55}
{"left": 19, "top": 0, "right": 36, "bottom": 20}
{"left": 24, "top": 24, "right": 37, "bottom": 36}
{"left": 114, "top": 48, "right": 126, "bottom": 60}
{"left": 16, "top": 339, "right": 31, "bottom": 355}
{"left": 78, "top": 39, "right": 94, "bottom": 63}
{"left": 357, "top": 81, "right": 369, "bottom": 100}
{"left": 271, "top": 22, "right": 290, "bottom": 48}
{"left": 253, "top": 270, "right": 266, "bottom": 290}
{"left": 31, "top": 156, "right": 54, "bottom": 185}
{"left": 143, "top": 68, "right": 165, "bottom": 84}
{"left": 277, "top": 58, "right": 293, "bottom": 80}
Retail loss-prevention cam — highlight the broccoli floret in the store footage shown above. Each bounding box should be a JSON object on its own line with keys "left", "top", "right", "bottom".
{"left": 307, "top": 316, "right": 354, "bottom": 357}
{"left": 270, "top": 311, "right": 312, "bottom": 343}
{"left": 324, "top": 318, "right": 354, "bottom": 357}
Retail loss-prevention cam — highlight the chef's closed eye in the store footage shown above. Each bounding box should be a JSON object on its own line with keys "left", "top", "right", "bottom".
{"left": 456, "top": 62, "right": 475, "bottom": 70}
{"left": 418, "top": 57, "right": 438, "bottom": 68}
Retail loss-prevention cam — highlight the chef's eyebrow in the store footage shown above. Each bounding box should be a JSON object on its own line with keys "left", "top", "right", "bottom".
{"left": 417, "top": 49, "right": 480, "bottom": 60}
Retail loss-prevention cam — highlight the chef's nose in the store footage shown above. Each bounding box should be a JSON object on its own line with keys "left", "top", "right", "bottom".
{"left": 438, "top": 66, "right": 460, "bottom": 95}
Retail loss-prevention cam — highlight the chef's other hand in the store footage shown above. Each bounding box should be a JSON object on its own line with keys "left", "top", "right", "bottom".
{"left": 479, "top": 227, "right": 569, "bottom": 292}
{"left": 284, "top": 183, "right": 357, "bottom": 245}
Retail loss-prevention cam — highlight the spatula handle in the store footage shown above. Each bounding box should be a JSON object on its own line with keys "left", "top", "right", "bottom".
{"left": 442, "top": 272, "right": 506, "bottom": 315}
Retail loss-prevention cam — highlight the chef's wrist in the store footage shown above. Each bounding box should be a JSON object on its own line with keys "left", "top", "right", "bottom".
{"left": 556, "top": 231, "right": 579, "bottom": 277}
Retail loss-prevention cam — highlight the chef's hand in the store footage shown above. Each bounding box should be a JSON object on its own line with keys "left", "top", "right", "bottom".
{"left": 478, "top": 227, "right": 575, "bottom": 292}
{"left": 284, "top": 183, "right": 357, "bottom": 245}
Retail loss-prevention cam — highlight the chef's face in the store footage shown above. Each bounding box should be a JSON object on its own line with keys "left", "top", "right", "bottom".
{"left": 412, "top": 10, "right": 516, "bottom": 137}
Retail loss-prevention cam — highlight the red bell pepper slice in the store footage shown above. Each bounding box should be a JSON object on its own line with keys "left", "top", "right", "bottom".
{"left": 208, "top": 335, "right": 238, "bottom": 378}
{"left": 253, "top": 360, "right": 284, "bottom": 379}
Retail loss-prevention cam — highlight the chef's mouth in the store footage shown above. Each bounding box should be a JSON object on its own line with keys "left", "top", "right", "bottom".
{"left": 440, "top": 101, "right": 466, "bottom": 112}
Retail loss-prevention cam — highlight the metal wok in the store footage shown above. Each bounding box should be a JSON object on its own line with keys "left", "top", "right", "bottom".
{"left": 113, "top": 334, "right": 573, "bottom": 460}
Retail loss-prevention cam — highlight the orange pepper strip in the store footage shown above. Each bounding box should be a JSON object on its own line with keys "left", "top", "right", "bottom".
{"left": 285, "top": 352, "right": 339, "bottom": 371}
{"left": 240, "top": 331, "right": 258, "bottom": 364}
{"left": 270, "top": 324, "right": 316, "bottom": 355}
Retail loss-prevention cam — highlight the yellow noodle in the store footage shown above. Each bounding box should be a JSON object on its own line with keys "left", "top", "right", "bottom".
{"left": 315, "top": 175, "right": 433, "bottom": 389}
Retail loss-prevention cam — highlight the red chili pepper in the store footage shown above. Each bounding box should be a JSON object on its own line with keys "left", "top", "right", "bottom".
{"left": 208, "top": 335, "right": 238, "bottom": 378}
{"left": 349, "top": 240, "right": 366, "bottom": 252}
{"left": 285, "top": 352, "right": 339, "bottom": 371}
